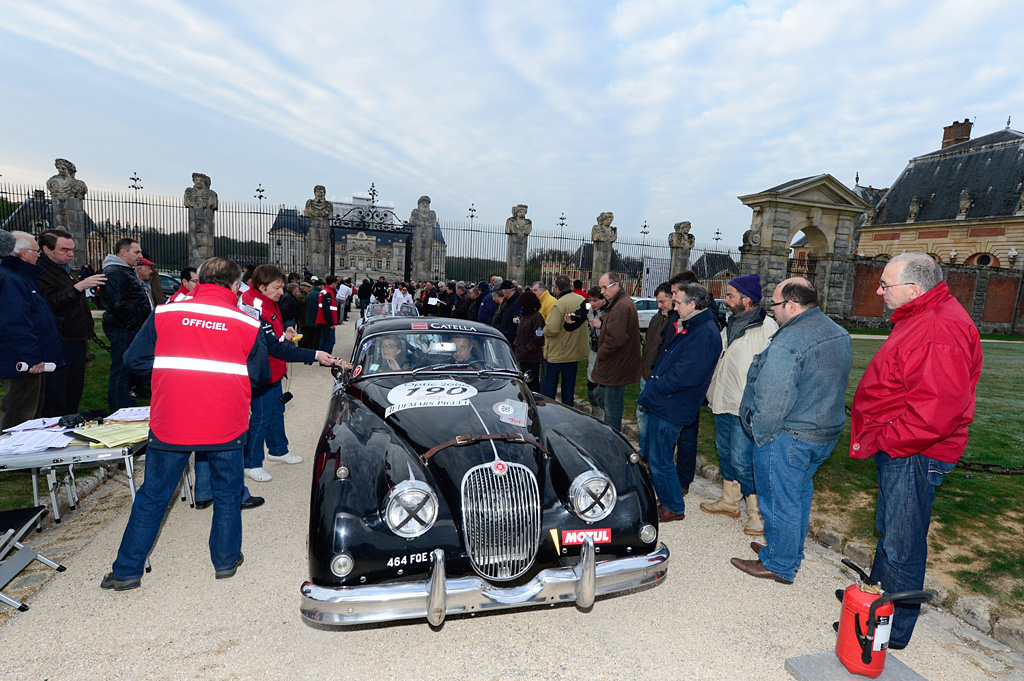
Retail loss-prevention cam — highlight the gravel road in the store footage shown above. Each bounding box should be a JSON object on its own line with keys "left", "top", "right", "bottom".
{"left": 3, "top": 320, "right": 1021, "bottom": 681}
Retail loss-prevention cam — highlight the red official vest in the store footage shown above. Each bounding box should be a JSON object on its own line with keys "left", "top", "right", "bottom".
{"left": 242, "top": 286, "right": 287, "bottom": 383}
{"left": 316, "top": 285, "right": 338, "bottom": 325}
{"left": 150, "top": 284, "right": 261, "bottom": 446}
{"left": 169, "top": 284, "right": 193, "bottom": 303}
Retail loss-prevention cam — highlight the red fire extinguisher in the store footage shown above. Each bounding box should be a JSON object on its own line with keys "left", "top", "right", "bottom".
{"left": 835, "top": 559, "right": 932, "bottom": 678}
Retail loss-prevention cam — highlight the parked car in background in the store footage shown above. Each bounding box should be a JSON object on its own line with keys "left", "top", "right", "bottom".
{"left": 632, "top": 297, "right": 659, "bottom": 331}
{"left": 159, "top": 273, "right": 181, "bottom": 301}
{"left": 300, "top": 317, "right": 669, "bottom": 627}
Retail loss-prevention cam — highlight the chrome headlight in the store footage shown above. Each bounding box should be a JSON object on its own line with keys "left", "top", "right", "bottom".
{"left": 384, "top": 480, "right": 438, "bottom": 538}
{"left": 569, "top": 471, "right": 616, "bottom": 522}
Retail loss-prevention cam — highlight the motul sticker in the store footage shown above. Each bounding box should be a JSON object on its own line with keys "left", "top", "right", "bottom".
{"left": 561, "top": 528, "right": 612, "bottom": 545}
{"left": 411, "top": 322, "right": 428, "bottom": 329}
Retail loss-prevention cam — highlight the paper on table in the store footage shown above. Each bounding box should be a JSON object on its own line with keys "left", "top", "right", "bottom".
{"left": 105, "top": 407, "right": 151, "bottom": 421}
{"left": 0, "top": 430, "right": 75, "bottom": 454}
{"left": 72, "top": 423, "right": 150, "bottom": 447}
{"left": 3, "top": 417, "right": 62, "bottom": 433}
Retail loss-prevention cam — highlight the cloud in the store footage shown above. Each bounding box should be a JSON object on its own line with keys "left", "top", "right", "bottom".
{"left": 1, "top": 0, "right": 1022, "bottom": 249}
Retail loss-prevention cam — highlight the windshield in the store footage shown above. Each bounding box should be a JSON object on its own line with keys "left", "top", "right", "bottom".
{"left": 355, "top": 331, "right": 518, "bottom": 375}
{"left": 365, "top": 302, "right": 419, "bottom": 319}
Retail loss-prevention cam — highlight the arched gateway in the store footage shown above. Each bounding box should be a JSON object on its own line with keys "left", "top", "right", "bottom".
{"left": 737, "top": 174, "right": 869, "bottom": 314}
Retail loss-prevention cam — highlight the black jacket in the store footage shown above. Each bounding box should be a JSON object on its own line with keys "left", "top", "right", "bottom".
{"left": 278, "top": 291, "right": 302, "bottom": 322}
{"left": 495, "top": 291, "right": 521, "bottom": 345}
{"left": 358, "top": 280, "right": 373, "bottom": 300}
{"left": 100, "top": 256, "right": 150, "bottom": 330}
{"left": 36, "top": 253, "right": 93, "bottom": 341}
{"left": 372, "top": 281, "right": 389, "bottom": 303}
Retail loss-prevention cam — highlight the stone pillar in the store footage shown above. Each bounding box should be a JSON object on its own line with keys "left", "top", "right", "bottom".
{"left": 409, "top": 195, "right": 437, "bottom": 282}
{"left": 591, "top": 211, "right": 617, "bottom": 278}
{"left": 45, "top": 158, "right": 89, "bottom": 270}
{"left": 183, "top": 172, "right": 218, "bottom": 267}
{"left": 668, "top": 221, "right": 695, "bottom": 275}
{"left": 303, "top": 184, "right": 332, "bottom": 277}
{"left": 504, "top": 204, "right": 532, "bottom": 284}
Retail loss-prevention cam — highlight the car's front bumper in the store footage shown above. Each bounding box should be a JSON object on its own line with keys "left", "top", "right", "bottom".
{"left": 300, "top": 540, "right": 670, "bottom": 626}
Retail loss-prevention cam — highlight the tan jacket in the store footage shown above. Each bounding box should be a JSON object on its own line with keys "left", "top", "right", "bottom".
{"left": 706, "top": 312, "right": 778, "bottom": 416}
{"left": 542, "top": 291, "right": 588, "bottom": 363}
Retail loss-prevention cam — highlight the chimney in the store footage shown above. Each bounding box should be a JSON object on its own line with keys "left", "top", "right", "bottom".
{"left": 942, "top": 118, "right": 973, "bottom": 149}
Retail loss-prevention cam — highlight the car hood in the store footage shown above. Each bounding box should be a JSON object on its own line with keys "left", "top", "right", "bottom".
{"left": 354, "top": 372, "right": 540, "bottom": 457}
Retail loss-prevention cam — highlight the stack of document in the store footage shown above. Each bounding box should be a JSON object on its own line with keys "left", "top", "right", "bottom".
{"left": 71, "top": 423, "right": 150, "bottom": 447}
{"left": 105, "top": 407, "right": 151, "bottom": 422}
{"left": 0, "top": 430, "right": 75, "bottom": 455}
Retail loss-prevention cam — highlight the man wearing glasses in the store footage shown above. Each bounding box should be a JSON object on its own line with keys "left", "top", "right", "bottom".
{"left": 592, "top": 272, "right": 641, "bottom": 431}
{"left": 731, "top": 277, "right": 851, "bottom": 584}
{"left": 850, "top": 253, "right": 982, "bottom": 649}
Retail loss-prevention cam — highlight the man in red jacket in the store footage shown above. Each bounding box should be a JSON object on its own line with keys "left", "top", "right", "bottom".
{"left": 850, "top": 252, "right": 982, "bottom": 649}
{"left": 100, "top": 257, "right": 270, "bottom": 590}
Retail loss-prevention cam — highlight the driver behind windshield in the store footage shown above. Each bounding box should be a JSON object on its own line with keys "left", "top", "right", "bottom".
{"left": 450, "top": 335, "right": 477, "bottom": 364}
{"left": 376, "top": 337, "right": 409, "bottom": 372}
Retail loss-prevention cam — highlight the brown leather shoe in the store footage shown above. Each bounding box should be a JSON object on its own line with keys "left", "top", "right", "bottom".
{"left": 750, "top": 541, "right": 765, "bottom": 556}
{"left": 730, "top": 558, "right": 793, "bottom": 584}
{"left": 658, "top": 505, "right": 686, "bottom": 523}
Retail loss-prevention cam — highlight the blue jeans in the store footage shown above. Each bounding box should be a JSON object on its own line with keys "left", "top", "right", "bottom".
{"left": 112, "top": 446, "right": 243, "bottom": 578}
{"left": 541, "top": 361, "right": 578, "bottom": 407}
{"left": 643, "top": 414, "right": 687, "bottom": 514}
{"left": 317, "top": 326, "right": 335, "bottom": 352}
{"left": 675, "top": 418, "right": 699, "bottom": 490}
{"left": 637, "top": 379, "right": 647, "bottom": 455}
{"left": 870, "top": 452, "right": 955, "bottom": 647}
{"left": 753, "top": 432, "right": 836, "bottom": 581}
{"left": 104, "top": 325, "right": 138, "bottom": 413}
{"left": 243, "top": 382, "right": 288, "bottom": 469}
{"left": 602, "top": 384, "right": 626, "bottom": 431}
{"left": 714, "top": 413, "right": 756, "bottom": 496}
{"left": 194, "top": 453, "right": 254, "bottom": 504}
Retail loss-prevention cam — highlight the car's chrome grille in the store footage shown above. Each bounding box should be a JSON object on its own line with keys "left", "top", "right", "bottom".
{"left": 461, "top": 461, "right": 541, "bottom": 581}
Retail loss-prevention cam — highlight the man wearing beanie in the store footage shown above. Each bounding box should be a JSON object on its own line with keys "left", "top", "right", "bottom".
{"left": 702, "top": 273, "right": 777, "bottom": 535}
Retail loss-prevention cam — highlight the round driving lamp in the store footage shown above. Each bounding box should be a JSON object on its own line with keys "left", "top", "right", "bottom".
{"left": 639, "top": 524, "right": 657, "bottom": 544}
{"left": 384, "top": 480, "right": 439, "bottom": 538}
{"left": 330, "top": 552, "right": 354, "bottom": 577}
{"left": 569, "top": 471, "right": 616, "bottom": 522}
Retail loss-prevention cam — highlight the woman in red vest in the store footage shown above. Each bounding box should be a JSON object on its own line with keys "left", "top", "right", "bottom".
{"left": 240, "top": 265, "right": 336, "bottom": 484}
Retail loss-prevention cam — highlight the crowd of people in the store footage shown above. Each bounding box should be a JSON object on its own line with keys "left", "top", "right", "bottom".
{"left": 0, "top": 236, "right": 983, "bottom": 649}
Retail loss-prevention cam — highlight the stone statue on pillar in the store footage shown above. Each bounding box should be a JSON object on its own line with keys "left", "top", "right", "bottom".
{"left": 184, "top": 173, "right": 218, "bottom": 267}
{"left": 46, "top": 159, "right": 89, "bottom": 269}
{"left": 591, "top": 211, "right": 617, "bottom": 278}
{"left": 304, "top": 184, "right": 332, "bottom": 277}
{"left": 504, "top": 204, "right": 533, "bottom": 283}
{"left": 409, "top": 195, "right": 437, "bottom": 281}
{"left": 668, "top": 221, "right": 694, "bottom": 274}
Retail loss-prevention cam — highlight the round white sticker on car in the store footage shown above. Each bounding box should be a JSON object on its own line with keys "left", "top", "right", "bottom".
{"left": 384, "top": 380, "right": 478, "bottom": 418}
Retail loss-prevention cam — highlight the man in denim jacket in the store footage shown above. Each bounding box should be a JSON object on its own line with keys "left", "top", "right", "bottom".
{"left": 731, "top": 277, "right": 852, "bottom": 584}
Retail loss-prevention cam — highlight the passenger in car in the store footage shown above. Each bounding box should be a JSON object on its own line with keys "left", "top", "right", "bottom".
{"left": 378, "top": 337, "right": 409, "bottom": 372}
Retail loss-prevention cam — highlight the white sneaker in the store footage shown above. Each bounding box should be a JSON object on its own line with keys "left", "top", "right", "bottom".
{"left": 244, "top": 467, "right": 272, "bottom": 482}
{"left": 267, "top": 453, "right": 303, "bottom": 465}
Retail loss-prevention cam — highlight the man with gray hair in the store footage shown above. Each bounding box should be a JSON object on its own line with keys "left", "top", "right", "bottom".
{"left": 0, "top": 231, "right": 67, "bottom": 428}
{"left": 593, "top": 271, "right": 641, "bottom": 431}
{"left": 530, "top": 280, "right": 555, "bottom": 320}
{"left": 637, "top": 283, "right": 721, "bottom": 522}
{"left": 850, "top": 253, "right": 982, "bottom": 649}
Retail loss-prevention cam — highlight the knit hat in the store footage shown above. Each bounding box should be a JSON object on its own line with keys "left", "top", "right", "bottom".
{"left": 498, "top": 279, "right": 515, "bottom": 291}
{"left": 0, "top": 230, "right": 14, "bottom": 257}
{"left": 729, "top": 274, "right": 761, "bottom": 302}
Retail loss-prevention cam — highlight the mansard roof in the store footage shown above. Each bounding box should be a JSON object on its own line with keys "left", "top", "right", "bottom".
{"left": 871, "top": 128, "right": 1024, "bottom": 225}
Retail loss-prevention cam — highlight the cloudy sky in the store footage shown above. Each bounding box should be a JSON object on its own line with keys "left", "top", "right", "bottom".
{"left": 2, "top": 0, "right": 1021, "bottom": 247}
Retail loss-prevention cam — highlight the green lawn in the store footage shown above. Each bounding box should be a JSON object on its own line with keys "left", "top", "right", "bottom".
{"left": 577, "top": 337, "right": 1024, "bottom": 615}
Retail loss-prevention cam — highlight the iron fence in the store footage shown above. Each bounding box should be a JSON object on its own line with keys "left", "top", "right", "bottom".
{"left": 0, "top": 183, "right": 273, "bottom": 274}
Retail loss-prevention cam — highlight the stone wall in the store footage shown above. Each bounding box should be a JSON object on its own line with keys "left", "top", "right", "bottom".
{"left": 843, "top": 256, "right": 1024, "bottom": 334}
